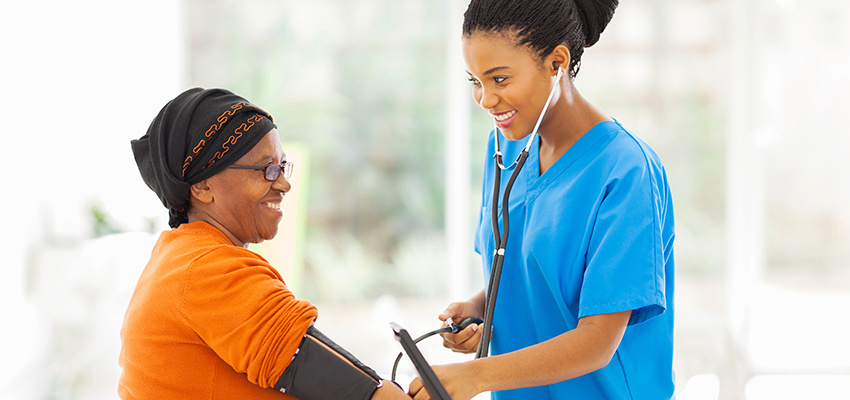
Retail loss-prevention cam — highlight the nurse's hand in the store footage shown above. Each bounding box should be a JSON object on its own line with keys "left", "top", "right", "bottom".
{"left": 408, "top": 363, "right": 481, "bottom": 400}
{"left": 439, "top": 302, "right": 483, "bottom": 354}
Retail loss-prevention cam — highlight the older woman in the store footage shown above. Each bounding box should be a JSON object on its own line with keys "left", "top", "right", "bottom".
{"left": 121, "top": 88, "right": 409, "bottom": 400}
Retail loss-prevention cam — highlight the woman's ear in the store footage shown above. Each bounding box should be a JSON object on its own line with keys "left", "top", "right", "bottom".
{"left": 549, "top": 44, "right": 570, "bottom": 74}
{"left": 190, "top": 180, "right": 214, "bottom": 204}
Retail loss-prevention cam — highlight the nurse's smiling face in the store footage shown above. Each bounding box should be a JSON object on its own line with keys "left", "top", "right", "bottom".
{"left": 463, "top": 31, "right": 560, "bottom": 141}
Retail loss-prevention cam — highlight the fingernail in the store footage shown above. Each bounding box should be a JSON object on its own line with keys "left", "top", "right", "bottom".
{"left": 472, "top": 324, "right": 478, "bottom": 331}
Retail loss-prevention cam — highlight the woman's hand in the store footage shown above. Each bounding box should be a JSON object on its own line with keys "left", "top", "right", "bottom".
{"left": 372, "top": 380, "right": 413, "bottom": 399}
{"left": 438, "top": 302, "right": 484, "bottom": 354}
{"left": 408, "top": 363, "right": 481, "bottom": 400}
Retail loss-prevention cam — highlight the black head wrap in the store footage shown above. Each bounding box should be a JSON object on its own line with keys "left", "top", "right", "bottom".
{"left": 131, "top": 87, "right": 277, "bottom": 228}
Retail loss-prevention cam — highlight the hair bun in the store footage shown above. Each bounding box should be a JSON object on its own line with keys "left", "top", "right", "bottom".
{"left": 462, "top": 0, "right": 619, "bottom": 78}
{"left": 575, "top": 0, "right": 619, "bottom": 47}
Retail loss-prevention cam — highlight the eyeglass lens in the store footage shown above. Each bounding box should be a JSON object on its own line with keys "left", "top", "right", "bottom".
{"left": 263, "top": 162, "right": 292, "bottom": 181}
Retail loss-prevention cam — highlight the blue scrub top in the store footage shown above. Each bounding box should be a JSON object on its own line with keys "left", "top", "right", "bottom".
{"left": 475, "top": 120, "right": 676, "bottom": 399}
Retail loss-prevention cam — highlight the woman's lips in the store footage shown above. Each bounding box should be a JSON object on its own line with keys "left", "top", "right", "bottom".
{"left": 492, "top": 110, "right": 517, "bottom": 129}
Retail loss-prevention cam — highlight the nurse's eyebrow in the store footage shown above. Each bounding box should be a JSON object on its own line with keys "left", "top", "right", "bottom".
{"left": 466, "top": 66, "right": 510, "bottom": 78}
{"left": 483, "top": 66, "right": 510, "bottom": 76}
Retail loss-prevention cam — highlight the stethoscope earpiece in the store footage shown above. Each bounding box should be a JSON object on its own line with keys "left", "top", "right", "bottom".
{"left": 552, "top": 61, "right": 565, "bottom": 79}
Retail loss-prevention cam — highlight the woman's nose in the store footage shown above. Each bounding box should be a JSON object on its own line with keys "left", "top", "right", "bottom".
{"left": 273, "top": 173, "right": 292, "bottom": 194}
{"left": 477, "top": 87, "right": 498, "bottom": 110}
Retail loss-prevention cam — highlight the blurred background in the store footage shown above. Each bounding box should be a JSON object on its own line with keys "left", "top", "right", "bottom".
{"left": 1, "top": 0, "right": 849, "bottom": 399}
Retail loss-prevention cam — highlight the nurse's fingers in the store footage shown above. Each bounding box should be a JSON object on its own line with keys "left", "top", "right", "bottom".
{"left": 438, "top": 303, "right": 467, "bottom": 323}
{"left": 438, "top": 301, "right": 483, "bottom": 324}
{"left": 408, "top": 378, "right": 430, "bottom": 400}
{"left": 440, "top": 323, "right": 481, "bottom": 353}
{"left": 441, "top": 323, "right": 478, "bottom": 345}
{"left": 412, "top": 387, "right": 432, "bottom": 400}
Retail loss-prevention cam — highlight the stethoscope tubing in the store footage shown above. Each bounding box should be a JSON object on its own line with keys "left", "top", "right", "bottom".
{"left": 476, "top": 66, "right": 563, "bottom": 359}
{"left": 476, "top": 149, "right": 528, "bottom": 359}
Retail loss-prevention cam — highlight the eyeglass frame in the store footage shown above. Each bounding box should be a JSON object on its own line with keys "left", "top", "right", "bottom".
{"left": 227, "top": 160, "right": 293, "bottom": 181}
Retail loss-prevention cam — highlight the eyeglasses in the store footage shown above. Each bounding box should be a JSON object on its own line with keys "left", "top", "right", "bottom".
{"left": 228, "top": 161, "right": 293, "bottom": 181}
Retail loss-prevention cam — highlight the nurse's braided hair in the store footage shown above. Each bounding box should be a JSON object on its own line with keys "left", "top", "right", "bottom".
{"left": 462, "top": 0, "right": 619, "bottom": 79}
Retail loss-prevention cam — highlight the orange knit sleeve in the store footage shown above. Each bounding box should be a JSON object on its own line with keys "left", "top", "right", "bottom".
{"left": 179, "top": 246, "right": 318, "bottom": 389}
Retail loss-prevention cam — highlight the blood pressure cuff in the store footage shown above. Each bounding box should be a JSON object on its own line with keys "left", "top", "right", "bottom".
{"left": 274, "top": 326, "right": 382, "bottom": 399}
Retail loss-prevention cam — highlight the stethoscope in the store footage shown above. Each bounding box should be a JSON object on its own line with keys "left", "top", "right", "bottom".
{"left": 390, "top": 65, "right": 565, "bottom": 380}
{"left": 476, "top": 64, "right": 565, "bottom": 358}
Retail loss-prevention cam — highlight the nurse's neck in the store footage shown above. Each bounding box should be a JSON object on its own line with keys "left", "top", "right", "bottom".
{"left": 537, "top": 85, "right": 611, "bottom": 175}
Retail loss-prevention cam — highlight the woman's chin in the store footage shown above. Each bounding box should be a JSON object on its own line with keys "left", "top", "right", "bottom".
{"left": 261, "top": 226, "right": 280, "bottom": 242}
{"left": 501, "top": 128, "right": 533, "bottom": 141}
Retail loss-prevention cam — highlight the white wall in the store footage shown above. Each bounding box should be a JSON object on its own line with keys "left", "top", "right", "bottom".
{"left": 0, "top": 1, "right": 183, "bottom": 397}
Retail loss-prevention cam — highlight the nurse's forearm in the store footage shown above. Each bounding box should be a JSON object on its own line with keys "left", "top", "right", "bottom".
{"left": 469, "top": 289, "right": 486, "bottom": 315}
{"left": 466, "top": 310, "right": 630, "bottom": 393}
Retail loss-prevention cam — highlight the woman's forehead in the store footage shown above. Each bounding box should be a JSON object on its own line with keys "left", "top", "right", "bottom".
{"left": 239, "top": 129, "right": 285, "bottom": 164}
{"left": 463, "top": 33, "right": 538, "bottom": 73}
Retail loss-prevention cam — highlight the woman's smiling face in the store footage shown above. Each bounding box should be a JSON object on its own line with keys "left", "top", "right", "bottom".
{"left": 194, "top": 129, "right": 291, "bottom": 247}
{"left": 463, "top": 32, "right": 559, "bottom": 141}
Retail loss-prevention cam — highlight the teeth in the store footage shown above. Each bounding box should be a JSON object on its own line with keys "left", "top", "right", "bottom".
{"left": 266, "top": 202, "right": 281, "bottom": 210}
{"left": 494, "top": 110, "right": 516, "bottom": 121}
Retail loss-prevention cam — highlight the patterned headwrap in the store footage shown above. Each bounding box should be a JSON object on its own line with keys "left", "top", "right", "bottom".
{"left": 131, "top": 87, "right": 276, "bottom": 228}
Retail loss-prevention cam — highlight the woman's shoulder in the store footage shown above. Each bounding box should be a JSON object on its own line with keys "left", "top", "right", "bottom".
{"left": 593, "top": 120, "right": 665, "bottom": 172}
{"left": 160, "top": 221, "right": 271, "bottom": 266}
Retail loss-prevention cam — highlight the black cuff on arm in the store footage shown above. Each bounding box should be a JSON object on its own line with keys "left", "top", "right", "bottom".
{"left": 274, "top": 326, "right": 382, "bottom": 400}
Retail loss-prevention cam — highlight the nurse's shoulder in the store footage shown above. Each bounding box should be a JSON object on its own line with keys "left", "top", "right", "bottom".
{"left": 595, "top": 123, "right": 666, "bottom": 179}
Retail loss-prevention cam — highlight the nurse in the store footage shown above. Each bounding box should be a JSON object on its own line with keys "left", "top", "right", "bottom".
{"left": 408, "top": 0, "right": 675, "bottom": 399}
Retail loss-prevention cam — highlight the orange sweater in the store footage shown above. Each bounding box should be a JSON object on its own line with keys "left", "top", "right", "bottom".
{"left": 118, "top": 221, "right": 318, "bottom": 399}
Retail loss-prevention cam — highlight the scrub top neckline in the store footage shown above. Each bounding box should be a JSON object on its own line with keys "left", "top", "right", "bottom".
{"left": 525, "top": 120, "right": 621, "bottom": 202}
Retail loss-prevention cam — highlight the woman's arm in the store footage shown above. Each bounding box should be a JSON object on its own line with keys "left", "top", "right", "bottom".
{"left": 372, "top": 382, "right": 413, "bottom": 400}
{"left": 269, "top": 315, "right": 411, "bottom": 400}
{"left": 410, "top": 310, "right": 631, "bottom": 400}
